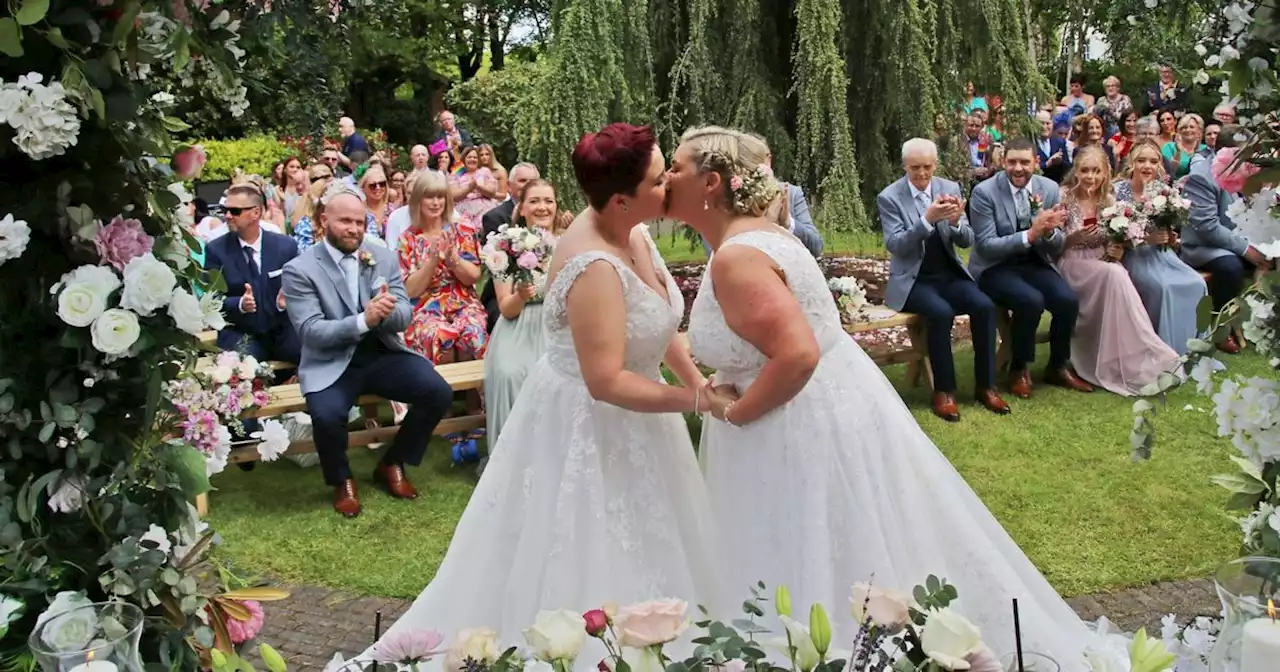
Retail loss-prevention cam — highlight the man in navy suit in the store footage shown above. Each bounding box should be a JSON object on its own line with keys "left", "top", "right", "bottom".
{"left": 1033, "top": 111, "right": 1071, "bottom": 183}
{"left": 204, "top": 184, "right": 302, "bottom": 364}
{"left": 879, "top": 139, "right": 1008, "bottom": 422}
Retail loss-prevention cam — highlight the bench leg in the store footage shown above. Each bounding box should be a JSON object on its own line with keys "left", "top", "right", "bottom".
{"left": 905, "top": 322, "right": 934, "bottom": 390}
{"left": 195, "top": 493, "right": 209, "bottom": 518}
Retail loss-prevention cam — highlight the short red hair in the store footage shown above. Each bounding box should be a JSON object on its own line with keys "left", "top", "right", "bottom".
{"left": 572, "top": 123, "right": 657, "bottom": 211}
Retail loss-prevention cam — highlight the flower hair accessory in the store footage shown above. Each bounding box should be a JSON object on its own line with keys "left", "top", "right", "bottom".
{"left": 353, "top": 163, "right": 370, "bottom": 183}
{"left": 727, "top": 165, "right": 782, "bottom": 216}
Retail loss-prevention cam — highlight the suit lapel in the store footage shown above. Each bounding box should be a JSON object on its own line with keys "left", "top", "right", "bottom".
{"left": 896, "top": 178, "right": 918, "bottom": 228}
{"left": 998, "top": 173, "right": 1019, "bottom": 233}
{"left": 316, "top": 244, "right": 358, "bottom": 315}
{"left": 358, "top": 248, "right": 374, "bottom": 310}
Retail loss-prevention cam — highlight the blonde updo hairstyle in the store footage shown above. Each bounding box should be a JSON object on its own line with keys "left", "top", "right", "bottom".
{"left": 679, "top": 126, "right": 785, "bottom": 227}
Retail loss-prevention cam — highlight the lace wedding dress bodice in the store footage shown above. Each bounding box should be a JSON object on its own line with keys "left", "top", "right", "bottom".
{"left": 688, "top": 230, "right": 845, "bottom": 378}
{"left": 542, "top": 231, "right": 683, "bottom": 380}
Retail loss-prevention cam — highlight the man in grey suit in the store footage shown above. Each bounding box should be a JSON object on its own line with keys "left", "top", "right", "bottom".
{"left": 969, "top": 138, "right": 1093, "bottom": 398}
{"left": 879, "top": 139, "right": 1008, "bottom": 422}
{"left": 282, "top": 187, "right": 455, "bottom": 518}
{"left": 1180, "top": 126, "right": 1272, "bottom": 354}
{"left": 700, "top": 140, "right": 823, "bottom": 257}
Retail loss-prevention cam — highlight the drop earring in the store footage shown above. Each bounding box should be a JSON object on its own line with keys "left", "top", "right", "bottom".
{"left": 703, "top": 200, "right": 709, "bottom": 211}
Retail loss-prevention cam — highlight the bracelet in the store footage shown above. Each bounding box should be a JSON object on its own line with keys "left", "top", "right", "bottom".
{"left": 721, "top": 401, "right": 738, "bottom": 426}
{"left": 693, "top": 386, "right": 701, "bottom": 414}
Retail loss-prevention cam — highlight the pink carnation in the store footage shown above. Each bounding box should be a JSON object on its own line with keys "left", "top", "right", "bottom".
{"left": 224, "top": 600, "right": 264, "bottom": 644}
{"left": 729, "top": 176, "right": 744, "bottom": 191}
{"left": 1213, "top": 147, "right": 1261, "bottom": 194}
{"left": 516, "top": 250, "right": 539, "bottom": 270}
{"left": 95, "top": 216, "right": 154, "bottom": 270}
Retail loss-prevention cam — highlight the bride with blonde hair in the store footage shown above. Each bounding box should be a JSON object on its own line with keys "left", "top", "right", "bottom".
{"left": 669, "top": 125, "right": 1098, "bottom": 670}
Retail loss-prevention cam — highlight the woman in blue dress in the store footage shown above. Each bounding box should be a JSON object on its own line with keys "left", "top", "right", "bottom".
{"left": 1115, "top": 139, "right": 1206, "bottom": 355}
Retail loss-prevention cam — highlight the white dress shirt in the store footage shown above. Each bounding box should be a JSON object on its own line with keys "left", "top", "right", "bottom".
{"left": 323, "top": 240, "right": 372, "bottom": 335}
{"left": 909, "top": 181, "right": 960, "bottom": 231}
{"left": 237, "top": 234, "right": 263, "bottom": 313}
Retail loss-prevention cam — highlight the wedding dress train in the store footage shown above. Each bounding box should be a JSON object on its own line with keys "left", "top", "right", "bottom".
{"left": 688, "top": 229, "right": 1096, "bottom": 671}
{"left": 356, "top": 227, "right": 719, "bottom": 670}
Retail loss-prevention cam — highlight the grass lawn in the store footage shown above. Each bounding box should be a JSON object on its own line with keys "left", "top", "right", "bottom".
{"left": 652, "top": 226, "right": 887, "bottom": 263}
{"left": 207, "top": 342, "right": 1266, "bottom": 600}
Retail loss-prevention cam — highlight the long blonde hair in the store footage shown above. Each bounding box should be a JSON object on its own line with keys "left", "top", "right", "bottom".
{"left": 478, "top": 144, "right": 505, "bottom": 173}
{"left": 1117, "top": 139, "right": 1166, "bottom": 184}
{"left": 1062, "top": 146, "right": 1115, "bottom": 208}
{"left": 679, "top": 125, "right": 786, "bottom": 228}
{"left": 408, "top": 171, "right": 455, "bottom": 236}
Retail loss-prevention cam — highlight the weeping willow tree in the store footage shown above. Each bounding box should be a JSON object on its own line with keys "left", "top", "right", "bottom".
{"left": 519, "top": 0, "right": 1047, "bottom": 226}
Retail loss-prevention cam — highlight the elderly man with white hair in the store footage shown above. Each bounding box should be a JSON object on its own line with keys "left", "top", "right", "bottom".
{"left": 878, "top": 138, "right": 1008, "bottom": 422}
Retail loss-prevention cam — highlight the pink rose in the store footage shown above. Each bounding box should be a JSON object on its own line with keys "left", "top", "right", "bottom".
{"left": 517, "top": 251, "right": 539, "bottom": 270}
{"left": 583, "top": 609, "right": 609, "bottom": 637}
{"left": 95, "top": 216, "right": 155, "bottom": 270}
{"left": 964, "top": 645, "right": 1002, "bottom": 672}
{"left": 613, "top": 598, "right": 688, "bottom": 648}
{"left": 729, "top": 176, "right": 744, "bottom": 191}
{"left": 171, "top": 145, "right": 207, "bottom": 180}
{"left": 1213, "top": 147, "right": 1261, "bottom": 194}
{"left": 224, "top": 600, "right": 264, "bottom": 644}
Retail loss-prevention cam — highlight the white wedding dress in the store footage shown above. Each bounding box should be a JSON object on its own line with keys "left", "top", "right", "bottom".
{"left": 357, "top": 228, "right": 719, "bottom": 669}
{"left": 688, "top": 230, "right": 1096, "bottom": 670}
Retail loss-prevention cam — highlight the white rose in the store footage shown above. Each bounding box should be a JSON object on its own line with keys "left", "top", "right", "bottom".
{"left": 921, "top": 608, "right": 983, "bottom": 670}
{"left": 90, "top": 309, "right": 141, "bottom": 356}
{"left": 210, "top": 365, "right": 233, "bottom": 384}
{"left": 167, "top": 288, "right": 205, "bottom": 335}
{"left": 54, "top": 263, "right": 121, "bottom": 302}
{"left": 0, "top": 213, "right": 31, "bottom": 265}
{"left": 523, "top": 232, "right": 542, "bottom": 250}
{"left": 58, "top": 281, "right": 109, "bottom": 327}
{"left": 119, "top": 253, "right": 176, "bottom": 316}
{"left": 523, "top": 609, "right": 587, "bottom": 662}
{"left": 444, "top": 628, "right": 501, "bottom": 671}
{"left": 485, "top": 250, "right": 510, "bottom": 275}
{"left": 34, "top": 591, "right": 97, "bottom": 653}
{"left": 1151, "top": 194, "right": 1168, "bottom": 210}
{"left": 237, "top": 356, "right": 260, "bottom": 379}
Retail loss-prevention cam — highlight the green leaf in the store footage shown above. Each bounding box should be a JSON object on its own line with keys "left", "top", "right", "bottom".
{"left": 111, "top": 0, "right": 141, "bottom": 44}
{"left": 15, "top": 0, "right": 50, "bottom": 26}
{"left": 37, "top": 422, "right": 55, "bottom": 443}
{"left": 172, "top": 30, "right": 190, "bottom": 72}
{"left": 165, "top": 444, "right": 211, "bottom": 497}
{"left": 161, "top": 116, "right": 191, "bottom": 133}
{"left": 1211, "top": 472, "right": 1268, "bottom": 495}
{"left": 0, "top": 18, "right": 23, "bottom": 58}
{"left": 1230, "top": 455, "right": 1268, "bottom": 486}
{"left": 0, "top": 394, "right": 13, "bottom": 415}
{"left": 1226, "top": 490, "right": 1263, "bottom": 512}
{"left": 44, "top": 26, "right": 68, "bottom": 49}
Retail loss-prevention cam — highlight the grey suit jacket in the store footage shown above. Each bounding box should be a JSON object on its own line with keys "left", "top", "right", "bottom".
{"left": 1180, "top": 155, "right": 1249, "bottom": 268}
{"left": 877, "top": 176, "right": 973, "bottom": 311}
{"left": 967, "top": 172, "right": 1065, "bottom": 280}
{"left": 786, "top": 183, "right": 824, "bottom": 257}
{"left": 282, "top": 241, "right": 419, "bottom": 395}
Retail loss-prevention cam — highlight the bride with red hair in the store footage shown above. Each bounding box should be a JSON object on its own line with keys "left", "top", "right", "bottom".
{"left": 358, "top": 124, "right": 733, "bottom": 669}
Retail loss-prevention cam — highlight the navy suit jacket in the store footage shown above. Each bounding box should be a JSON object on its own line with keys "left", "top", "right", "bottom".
{"left": 204, "top": 230, "right": 299, "bottom": 350}
{"left": 1034, "top": 136, "right": 1072, "bottom": 183}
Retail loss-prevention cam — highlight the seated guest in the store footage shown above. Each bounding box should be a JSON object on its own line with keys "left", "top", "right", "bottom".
{"left": 1181, "top": 127, "right": 1274, "bottom": 353}
{"left": 1134, "top": 116, "right": 1178, "bottom": 178}
{"left": 384, "top": 170, "right": 423, "bottom": 247}
{"left": 203, "top": 184, "right": 301, "bottom": 364}
{"left": 1107, "top": 110, "right": 1139, "bottom": 167}
{"left": 480, "top": 162, "right": 542, "bottom": 332}
{"left": 1053, "top": 147, "right": 1180, "bottom": 395}
{"left": 878, "top": 139, "right": 1008, "bottom": 421}
{"left": 450, "top": 146, "right": 503, "bottom": 236}
{"left": 1204, "top": 122, "right": 1222, "bottom": 153}
{"left": 969, "top": 139, "right": 1093, "bottom": 397}
{"left": 1115, "top": 140, "right": 1207, "bottom": 354}
{"left": 282, "top": 185, "right": 455, "bottom": 518}
{"left": 1070, "top": 114, "right": 1115, "bottom": 168}
{"left": 700, "top": 136, "right": 823, "bottom": 257}
{"left": 1034, "top": 110, "right": 1072, "bottom": 183}
{"left": 1162, "top": 113, "right": 1208, "bottom": 180}
{"left": 484, "top": 179, "right": 567, "bottom": 446}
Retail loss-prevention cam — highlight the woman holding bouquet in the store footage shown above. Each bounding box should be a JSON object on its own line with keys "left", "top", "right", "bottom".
{"left": 1115, "top": 140, "right": 1206, "bottom": 354}
{"left": 398, "top": 172, "right": 488, "bottom": 431}
{"left": 483, "top": 179, "right": 567, "bottom": 446}
{"left": 1055, "top": 147, "right": 1179, "bottom": 395}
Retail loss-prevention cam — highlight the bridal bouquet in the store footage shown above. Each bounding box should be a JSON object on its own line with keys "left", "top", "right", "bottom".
{"left": 829, "top": 276, "right": 870, "bottom": 324}
{"left": 482, "top": 224, "right": 557, "bottom": 287}
{"left": 1099, "top": 202, "right": 1146, "bottom": 261}
{"left": 1136, "top": 184, "right": 1191, "bottom": 250}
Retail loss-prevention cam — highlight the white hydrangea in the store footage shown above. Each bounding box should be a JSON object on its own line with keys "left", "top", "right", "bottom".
{"left": 0, "top": 214, "right": 31, "bottom": 265}
{"left": 0, "top": 73, "right": 82, "bottom": 160}
{"left": 252, "top": 419, "right": 291, "bottom": 462}
{"left": 1212, "top": 376, "right": 1280, "bottom": 466}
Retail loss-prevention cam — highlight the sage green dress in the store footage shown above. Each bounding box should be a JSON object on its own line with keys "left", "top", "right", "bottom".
{"left": 483, "top": 301, "right": 547, "bottom": 447}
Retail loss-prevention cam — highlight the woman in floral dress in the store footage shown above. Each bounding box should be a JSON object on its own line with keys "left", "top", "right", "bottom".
{"left": 448, "top": 145, "right": 502, "bottom": 236}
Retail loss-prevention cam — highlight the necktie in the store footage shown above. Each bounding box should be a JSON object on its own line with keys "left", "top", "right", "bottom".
{"left": 242, "top": 246, "right": 260, "bottom": 277}
{"left": 339, "top": 254, "right": 360, "bottom": 310}
{"left": 1016, "top": 189, "right": 1031, "bottom": 219}
{"left": 915, "top": 193, "right": 930, "bottom": 219}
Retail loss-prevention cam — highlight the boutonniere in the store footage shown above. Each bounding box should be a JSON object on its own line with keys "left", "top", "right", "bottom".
{"left": 1029, "top": 193, "right": 1044, "bottom": 216}
{"left": 358, "top": 250, "right": 376, "bottom": 268}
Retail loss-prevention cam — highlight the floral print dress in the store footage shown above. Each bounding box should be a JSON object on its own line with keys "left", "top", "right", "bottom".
{"left": 398, "top": 224, "right": 488, "bottom": 362}
{"left": 450, "top": 168, "right": 501, "bottom": 234}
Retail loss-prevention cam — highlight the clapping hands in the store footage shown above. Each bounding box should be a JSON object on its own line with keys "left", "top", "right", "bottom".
{"left": 363, "top": 285, "right": 397, "bottom": 327}
{"left": 925, "top": 194, "right": 966, "bottom": 226}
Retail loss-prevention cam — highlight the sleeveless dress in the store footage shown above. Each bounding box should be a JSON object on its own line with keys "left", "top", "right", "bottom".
{"left": 688, "top": 230, "right": 1096, "bottom": 670}
{"left": 357, "top": 228, "right": 719, "bottom": 669}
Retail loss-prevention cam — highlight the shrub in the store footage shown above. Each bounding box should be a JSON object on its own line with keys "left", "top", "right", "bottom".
{"left": 199, "top": 135, "right": 295, "bottom": 181}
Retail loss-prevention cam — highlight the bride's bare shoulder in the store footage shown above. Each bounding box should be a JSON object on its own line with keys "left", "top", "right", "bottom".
{"left": 546, "top": 216, "right": 612, "bottom": 279}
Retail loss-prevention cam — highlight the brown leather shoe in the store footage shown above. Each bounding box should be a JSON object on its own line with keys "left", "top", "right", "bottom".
{"left": 975, "top": 388, "right": 1011, "bottom": 415}
{"left": 1008, "top": 369, "right": 1033, "bottom": 399}
{"left": 930, "top": 391, "right": 960, "bottom": 422}
{"left": 1219, "top": 333, "right": 1241, "bottom": 354}
{"left": 1044, "top": 366, "right": 1094, "bottom": 393}
{"left": 333, "top": 479, "right": 361, "bottom": 518}
{"left": 374, "top": 462, "right": 419, "bottom": 500}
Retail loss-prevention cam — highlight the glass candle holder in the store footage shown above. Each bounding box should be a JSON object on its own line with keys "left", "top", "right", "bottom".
{"left": 1208, "top": 556, "right": 1280, "bottom": 672}
{"left": 999, "top": 651, "right": 1060, "bottom": 672}
{"left": 27, "top": 602, "right": 145, "bottom": 672}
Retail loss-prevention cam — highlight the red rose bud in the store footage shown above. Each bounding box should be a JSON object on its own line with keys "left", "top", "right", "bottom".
{"left": 171, "top": 145, "right": 208, "bottom": 180}
{"left": 597, "top": 660, "right": 613, "bottom": 672}
{"left": 583, "top": 609, "right": 609, "bottom": 637}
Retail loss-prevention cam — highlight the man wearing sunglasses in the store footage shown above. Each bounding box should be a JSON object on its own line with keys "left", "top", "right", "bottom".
{"left": 203, "top": 185, "right": 302, "bottom": 366}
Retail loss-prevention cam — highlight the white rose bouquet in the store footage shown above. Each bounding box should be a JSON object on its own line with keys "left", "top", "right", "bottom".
{"left": 1099, "top": 202, "right": 1146, "bottom": 262}
{"left": 828, "top": 276, "right": 869, "bottom": 324}
{"left": 481, "top": 224, "right": 557, "bottom": 288}
{"left": 1135, "top": 182, "right": 1191, "bottom": 250}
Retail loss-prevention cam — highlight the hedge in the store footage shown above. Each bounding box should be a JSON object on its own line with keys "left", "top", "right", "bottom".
{"left": 198, "top": 135, "right": 295, "bottom": 181}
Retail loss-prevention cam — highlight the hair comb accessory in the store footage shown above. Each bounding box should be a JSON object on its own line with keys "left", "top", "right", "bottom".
{"left": 353, "top": 163, "right": 370, "bottom": 183}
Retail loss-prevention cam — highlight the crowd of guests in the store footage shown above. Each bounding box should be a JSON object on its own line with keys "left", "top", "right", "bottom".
{"left": 888, "top": 64, "right": 1268, "bottom": 422}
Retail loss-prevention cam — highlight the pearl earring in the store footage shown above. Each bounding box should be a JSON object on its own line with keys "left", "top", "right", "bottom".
{"left": 703, "top": 200, "right": 709, "bottom": 211}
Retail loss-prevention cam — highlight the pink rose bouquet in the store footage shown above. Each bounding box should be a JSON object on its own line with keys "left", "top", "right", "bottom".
{"left": 1099, "top": 202, "right": 1145, "bottom": 261}
{"left": 95, "top": 216, "right": 154, "bottom": 270}
{"left": 481, "top": 223, "right": 557, "bottom": 290}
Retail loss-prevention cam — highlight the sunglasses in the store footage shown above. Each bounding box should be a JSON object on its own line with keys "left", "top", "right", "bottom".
{"left": 311, "top": 175, "right": 331, "bottom": 183}
{"left": 322, "top": 157, "right": 339, "bottom": 163}
{"left": 224, "top": 205, "right": 260, "bottom": 216}
{"left": 367, "top": 181, "right": 387, "bottom": 189}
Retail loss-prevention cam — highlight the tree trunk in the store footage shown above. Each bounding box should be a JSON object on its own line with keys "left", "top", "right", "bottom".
{"left": 489, "top": 12, "right": 507, "bottom": 71}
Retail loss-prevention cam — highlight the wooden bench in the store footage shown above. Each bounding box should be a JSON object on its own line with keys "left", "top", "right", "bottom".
{"left": 195, "top": 358, "right": 487, "bottom": 515}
